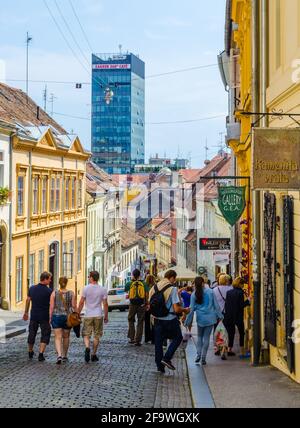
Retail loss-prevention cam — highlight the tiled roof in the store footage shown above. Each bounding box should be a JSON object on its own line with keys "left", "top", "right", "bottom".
{"left": 121, "top": 223, "right": 141, "bottom": 249}
{"left": 86, "top": 161, "right": 118, "bottom": 188}
{"left": 0, "top": 82, "right": 66, "bottom": 134}
{"left": 184, "top": 231, "right": 197, "bottom": 242}
{"left": 152, "top": 216, "right": 172, "bottom": 237}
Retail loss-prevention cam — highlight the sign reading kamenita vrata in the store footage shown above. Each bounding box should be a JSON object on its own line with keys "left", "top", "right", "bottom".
{"left": 218, "top": 186, "right": 246, "bottom": 226}
{"left": 253, "top": 128, "right": 300, "bottom": 190}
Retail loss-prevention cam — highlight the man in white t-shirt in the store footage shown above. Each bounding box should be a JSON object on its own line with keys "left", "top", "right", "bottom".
{"left": 78, "top": 271, "right": 108, "bottom": 363}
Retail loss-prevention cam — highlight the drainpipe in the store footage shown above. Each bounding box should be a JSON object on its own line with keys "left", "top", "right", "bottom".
{"left": 252, "top": 0, "right": 262, "bottom": 366}
{"left": 27, "top": 151, "right": 32, "bottom": 295}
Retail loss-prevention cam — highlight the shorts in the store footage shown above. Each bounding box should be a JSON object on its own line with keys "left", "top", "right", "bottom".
{"left": 82, "top": 317, "right": 104, "bottom": 339}
{"left": 51, "top": 314, "right": 70, "bottom": 330}
{"left": 28, "top": 320, "right": 51, "bottom": 345}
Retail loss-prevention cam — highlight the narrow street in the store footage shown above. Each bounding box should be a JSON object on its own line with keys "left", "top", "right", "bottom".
{"left": 0, "top": 312, "right": 192, "bottom": 408}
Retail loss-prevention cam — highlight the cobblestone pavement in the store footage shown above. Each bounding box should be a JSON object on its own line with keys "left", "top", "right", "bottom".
{"left": 0, "top": 312, "right": 192, "bottom": 408}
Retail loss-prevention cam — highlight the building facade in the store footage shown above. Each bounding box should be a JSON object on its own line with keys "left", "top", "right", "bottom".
{"left": 91, "top": 53, "right": 145, "bottom": 174}
{"left": 0, "top": 120, "right": 14, "bottom": 309}
{"left": 222, "top": 0, "right": 300, "bottom": 384}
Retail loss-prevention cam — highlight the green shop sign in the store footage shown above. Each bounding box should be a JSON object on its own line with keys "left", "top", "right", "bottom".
{"left": 218, "top": 186, "right": 246, "bottom": 227}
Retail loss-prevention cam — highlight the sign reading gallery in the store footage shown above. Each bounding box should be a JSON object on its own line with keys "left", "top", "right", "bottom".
{"left": 252, "top": 128, "right": 300, "bottom": 190}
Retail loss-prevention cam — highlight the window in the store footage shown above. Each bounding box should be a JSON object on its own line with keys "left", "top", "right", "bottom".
{"left": 50, "top": 178, "right": 55, "bottom": 212}
{"left": 56, "top": 178, "right": 60, "bottom": 211}
{"left": 41, "top": 177, "right": 47, "bottom": 213}
{"left": 32, "top": 177, "right": 39, "bottom": 215}
{"left": 16, "top": 257, "right": 23, "bottom": 303}
{"left": 71, "top": 178, "right": 76, "bottom": 209}
{"left": 17, "top": 176, "right": 24, "bottom": 216}
{"left": 65, "top": 178, "right": 70, "bottom": 210}
{"left": 78, "top": 179, "right": 83, "bottom": 208}
{"left": 63, "top": 242, "right": 73, "bottom": 278}
{"left": 29, "top": 254, "right": 35, "bottom": 285}
{"left": 77, "top": 237, "right": 82, "bottom": 272}
{"left": 38, "top": 250, "right": 44, "bottom": 279}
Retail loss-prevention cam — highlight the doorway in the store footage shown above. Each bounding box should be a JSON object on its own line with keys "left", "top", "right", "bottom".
{"left": 49, "top": 242, "right": 59, "bottom": 290}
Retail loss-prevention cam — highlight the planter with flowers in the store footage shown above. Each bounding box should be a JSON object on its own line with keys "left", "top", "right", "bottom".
{"left": 0, "top": 187, "right": 12, "bottom": 206}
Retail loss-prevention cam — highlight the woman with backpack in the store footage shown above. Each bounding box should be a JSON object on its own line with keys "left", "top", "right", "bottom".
{"left": 125, "top": 269, "right": 149, "bottom": 346}
{"left": 185, "top": 277, "right": 223, "bottom": 365}
{"left": 49, "top": 277, "right": 77, "bottom": 364}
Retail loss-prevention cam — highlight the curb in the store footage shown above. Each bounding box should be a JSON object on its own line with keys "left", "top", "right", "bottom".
{"left": 185, "top": 336, "right": 216, "bottom": 409}
{"left": 0, "top": 327, "right": 27, "bottom": 342}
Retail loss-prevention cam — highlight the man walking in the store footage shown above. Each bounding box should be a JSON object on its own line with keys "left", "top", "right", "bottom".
{"left": 23, "top": 272, "right": 53, "bottom": 362}
{"left": 78, "top": 271, "right": 108, "bottom": 363}
{"left": 125, "top": 269, "right": 149, "bottom": 346}
{"left": 149, "top": 270, "right": 190, "bottom": 373}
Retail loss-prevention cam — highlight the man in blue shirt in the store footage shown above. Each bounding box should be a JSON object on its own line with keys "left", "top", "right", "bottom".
{"left": 23, "top": 272, "right": 52, "bottom": 361}
{"left": 149, "top": 270, "right": 190, "bottom": 373}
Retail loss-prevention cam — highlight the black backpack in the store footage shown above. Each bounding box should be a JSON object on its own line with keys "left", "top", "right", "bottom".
{"left": 149, "top": 284, "right": 173, "bottom": 318}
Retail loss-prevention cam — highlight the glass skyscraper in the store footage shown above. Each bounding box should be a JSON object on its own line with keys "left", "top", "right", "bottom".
{"left": 91, "top": 53, "right": 145, "bottom": 174}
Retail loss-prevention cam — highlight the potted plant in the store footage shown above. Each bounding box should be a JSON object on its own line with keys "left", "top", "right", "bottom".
{"left": 0, "top": 187, "right": 11, "bottom": 206}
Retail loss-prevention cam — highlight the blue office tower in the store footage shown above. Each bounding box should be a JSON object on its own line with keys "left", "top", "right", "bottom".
{"left": 91, "top": 53, "right": 145, "bottom": 174}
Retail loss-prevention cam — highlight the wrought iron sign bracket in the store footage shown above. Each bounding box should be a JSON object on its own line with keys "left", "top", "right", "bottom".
{"left": 240, "top": 110, "right": 300, "bottom": 128}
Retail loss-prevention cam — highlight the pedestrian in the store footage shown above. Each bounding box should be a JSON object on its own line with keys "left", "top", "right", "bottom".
{"left": 23, "top": 272, "right": 53, "bottom": 362}
{"left": 211, "top": 272, "right": 224, "bottom": 289}
{"left": 223, "top": 276, "right": 251, "bottom": 358}
{"left": 125, "top": 269, "right": 149, "bottom": 346}
{"left": 77, "top": 271, "right": 108, "bottom": 363}
{"left": 179, "top": 284, "right": 194, "bottom": 342}
{"left": 185, "top": 277, "right": 223, "bottom": 365}
{"left": 212, "top": 273, "right": 233, "bottom": 357}
{"left": 213, "top": 274, "right": 233, "bottom": 315}
{"left": 49, "top": 277, "right": 77, "bottom": 364}
{"left": 149, "top": 270, "right": 190, "bottom": 373}
{"left": 144, "top": 274, "right": 156, "bottom": 344}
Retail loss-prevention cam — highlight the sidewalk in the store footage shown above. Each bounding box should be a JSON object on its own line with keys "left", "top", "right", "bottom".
{"left": 0, "top": 309, "right": 27, "bottom": 341}
{"left": 185, "top": 324, "right": 300, "bottom": 408}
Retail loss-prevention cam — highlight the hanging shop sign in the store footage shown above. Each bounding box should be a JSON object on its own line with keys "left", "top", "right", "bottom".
{"left": 200, "top": 238, "right": 231, "bottom": 251}
{"left": 213, "top": 251, "right": 231, "bottom": 265}
{"left": 218, "top": 186, "right": 246, "bottom": 226}
{"left": 252, "top": 128, "right": 300, "bottom": 190}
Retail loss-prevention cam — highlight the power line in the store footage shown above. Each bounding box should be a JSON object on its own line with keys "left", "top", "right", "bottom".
{"left": 54, "top": 0, "right": 90, "bottom": 66}
{"left": 53, "top": 111, "right": 226, "bottom": 125}
{"left": 68, "top": 0, "right": 94, "bottom": 52}
{"left": 5, "top": 61, "right": 224, "bottom": 87}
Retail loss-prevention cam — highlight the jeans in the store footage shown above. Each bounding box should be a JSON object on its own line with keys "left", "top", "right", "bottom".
{"left": 196, "top": 325, "right": 214, "bottom": 360}
{"left": 128, "top": 305, "right": 146, "bottom": 343}
{"left": 154, "top": 318, "right": 183, "bottom": 369}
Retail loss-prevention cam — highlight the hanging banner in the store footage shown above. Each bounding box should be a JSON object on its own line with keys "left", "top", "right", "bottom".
{"left": 218, "top": 186, "right": 246, "bottom": 226}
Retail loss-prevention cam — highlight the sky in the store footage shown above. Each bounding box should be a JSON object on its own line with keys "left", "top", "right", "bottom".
{"left": 0, "top": 0, "right": 228, "bottom": 167}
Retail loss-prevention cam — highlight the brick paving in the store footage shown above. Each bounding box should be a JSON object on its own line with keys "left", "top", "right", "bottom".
{"left": 0, "top": 312, "right": 193, "bottom": 408}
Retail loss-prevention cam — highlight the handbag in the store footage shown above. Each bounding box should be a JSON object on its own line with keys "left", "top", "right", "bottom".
{"left": 58, "top": 291, "right": 81, "bottom": 328}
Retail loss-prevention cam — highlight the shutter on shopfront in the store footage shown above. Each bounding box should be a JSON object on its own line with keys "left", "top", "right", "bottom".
{"left": 263, "top": 193, "right": 277, "bottom": 347}
{"left": 283, "top": 196, "right": 295, "bottom": 374}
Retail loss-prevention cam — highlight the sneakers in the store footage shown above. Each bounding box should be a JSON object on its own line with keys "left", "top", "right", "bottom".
{"left": 201, "top": 360, "right": 207, "bottom": 366}
{"left": 157, "top": 366, "right": 165, "bottom": 374}
{"left": 161, "top": 359, "right": 176, "bottom": 371}
{"left": 38, "top": 353, "right": 45, "bottom": 362}
{"left": 28, "top": 351, "right": 34, "bottom": 360}
{"left": 221, "top": 354, "right": 227, "bottom": 361}
{"left": 134, "top": 342, "right": 142, "bottom": 347}
{"left": 228, "top": 351, "right": 236, "bottom": 357}
{"left": 85, "top": 348, "right": 91, "bottom": 363}
{"left": 91, "top": 354, "right": 99, "bottom": 362}
{"left": 62, "top": 357, "right": 69, "bottom": 363}
{"left": 195, "top": 356, "right": 201, "bottom": 364}
{"left": 56, "top": 356, "right": 62, "bottom": 365}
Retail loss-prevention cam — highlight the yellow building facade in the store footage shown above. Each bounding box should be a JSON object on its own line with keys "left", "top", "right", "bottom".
{"left": 11, "top": 127, "right": 89, "bottom": 311}
{"left": 225, "top": 0, "right": 300, "bottom": 383}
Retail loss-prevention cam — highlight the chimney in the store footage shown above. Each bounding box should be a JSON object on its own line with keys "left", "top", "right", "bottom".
{"left": 37, "top": 106, "right": 40, "bottom": 120}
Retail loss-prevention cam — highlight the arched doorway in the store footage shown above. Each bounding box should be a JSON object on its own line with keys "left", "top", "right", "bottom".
{"left": 49, "top": 242, "right": 59, "bottom": 290}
